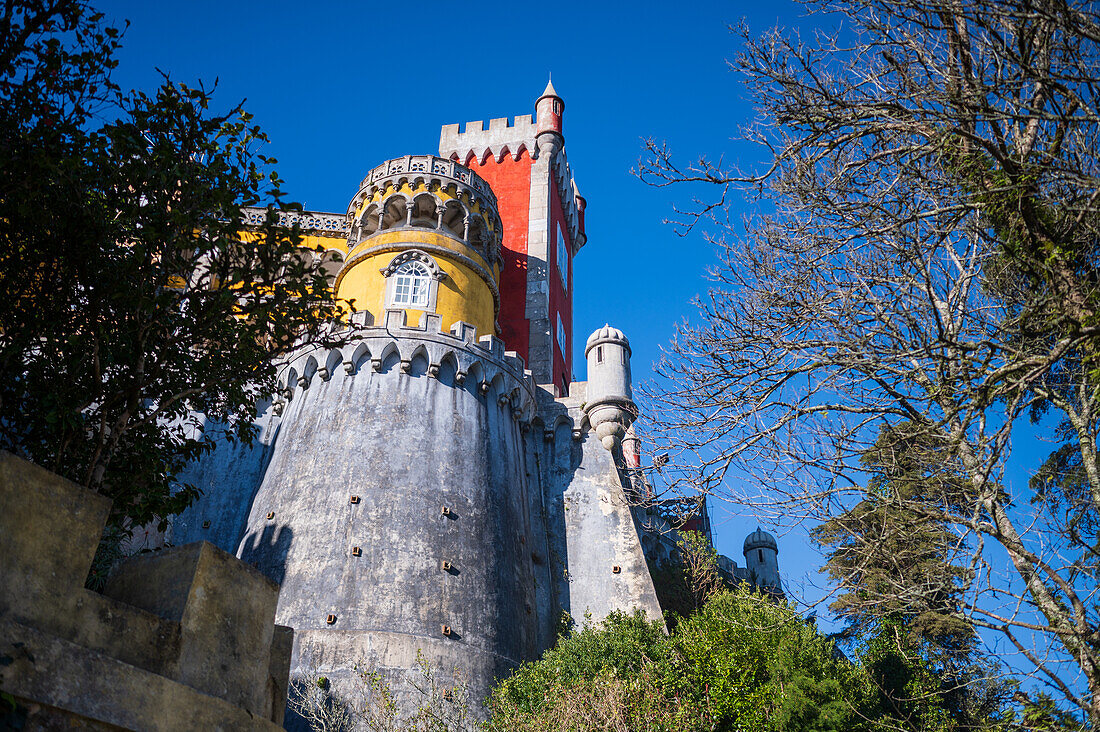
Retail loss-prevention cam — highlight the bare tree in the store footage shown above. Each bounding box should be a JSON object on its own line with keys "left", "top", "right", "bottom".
{"left": 289, "top": 654, "right": 476, "bottom": 732}
{"left": 289, "top": 676, "right": 355, "bottom": 732}
{"left": 637, "top": 0, "right": 1100, "bottom": 725}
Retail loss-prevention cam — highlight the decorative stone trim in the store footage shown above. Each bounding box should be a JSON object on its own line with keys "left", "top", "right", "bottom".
{"left": 275, "top": 311, "right": 536, "bottom": 421}
{"left": 380, "top": 250, "right": 448, "bottom": 312}
{"left": 346, "top": 156, "right": 500, "bottom": 233}
{"left": 240, "top": 207, "right": 350, "bottom": 239}
{"left": 379, "top": 249, "right": 448, "bottom": 280}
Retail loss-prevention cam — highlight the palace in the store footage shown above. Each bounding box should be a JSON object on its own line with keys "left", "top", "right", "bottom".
{"left": 165, "top": 82, "right": 782, "bottom": 725}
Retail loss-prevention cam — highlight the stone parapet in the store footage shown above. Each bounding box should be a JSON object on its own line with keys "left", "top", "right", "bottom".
{"left": 0, "top": 452, "right": 291, "bottom": 730}
{"left": 241, "top": 207, "right": 350, "bottom": 239}
{"left": 346, "top": 155, "right": 501, "bottom": 236}
{"left": 275, "top": 309, "right": 537, "bottom": 423}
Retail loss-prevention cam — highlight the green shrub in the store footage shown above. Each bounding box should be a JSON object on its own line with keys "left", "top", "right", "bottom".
{"left": 486, "top": 585, "right": 866, "bottom": 732}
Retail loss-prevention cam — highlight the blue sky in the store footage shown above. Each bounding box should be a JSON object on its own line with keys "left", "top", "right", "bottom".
{"left": 102, "top": 0, "right": 863, "bottom": 616}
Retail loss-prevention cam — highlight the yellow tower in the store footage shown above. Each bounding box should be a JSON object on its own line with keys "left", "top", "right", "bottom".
{"left": 335, "top": 155, "right": 503, "bottom": 336}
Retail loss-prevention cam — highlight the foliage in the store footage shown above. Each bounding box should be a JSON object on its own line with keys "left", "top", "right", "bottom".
{"left": 813, "top": 423, "right": 1024, "bottom": 729}
{"left": 289, "top": 675, "right": 354, "bottom": 732}
{"left": 1014, "top": 693, "right": 1090, "bottom": 732}
{"left": 0, "top": 0, "right": 348, "bottom": 546}
{"left": 855, "top": 616, "right": 1017, "bottom": 732}
{"left": 673, "top": 589, "right": 860, "bottom": 731}
{"left": 647, "top": 530, "right": 727, "bottom": 625}
{"left": 636, "top": 0, "right": 1100, "bottom": 723}
{"left": 485, "top": 586, "right": 869, "bottom": 732}
{"left": 813, "top": 422, "right": 976, "bottom": 652}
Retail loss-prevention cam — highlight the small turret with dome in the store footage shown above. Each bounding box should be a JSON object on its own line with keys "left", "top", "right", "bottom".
{"left": 743, "top": 527, "right": 782, "bottom": 594}
{"left": 583, "top": 324, "right": 635, "bottom": 450}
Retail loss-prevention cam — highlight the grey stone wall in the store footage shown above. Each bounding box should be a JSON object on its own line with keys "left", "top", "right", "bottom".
{"left": 169, "top": 408, "right": 280, "bottom": 554}
{"left": 157, "top": 316, "right": 668, "bottom": 728}
{"left": 533, "top": 383, "right": 664, "bottom": 629}
{"left": 232, "top": 315, "right": 540, "bottom": 722}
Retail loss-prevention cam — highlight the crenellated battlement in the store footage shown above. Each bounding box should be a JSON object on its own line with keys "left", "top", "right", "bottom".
{"left": 439, "top": 115, "right": 539, "bottom": 165}
{"left": 438, "top": 121, "right": 586, "bottom": 255}
{"left": 274, "top": 310, "right": 537, "bottom": 423}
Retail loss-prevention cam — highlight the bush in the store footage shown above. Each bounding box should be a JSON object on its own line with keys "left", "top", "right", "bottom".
{"left": 486, "top": 586, "right": 865, "bottom": 732}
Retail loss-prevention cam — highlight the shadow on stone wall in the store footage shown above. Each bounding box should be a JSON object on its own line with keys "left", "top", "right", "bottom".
{"left": 239, "top": 522, "right": 295, "bottom": 586}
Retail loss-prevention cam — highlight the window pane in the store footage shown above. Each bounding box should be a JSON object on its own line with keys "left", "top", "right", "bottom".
{"left": 391, "top": 261, "right": 432, "bottom": 307}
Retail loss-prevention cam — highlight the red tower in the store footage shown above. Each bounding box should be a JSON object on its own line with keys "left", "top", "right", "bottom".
{"left": 439, "top": 81, "right": 587, "bottom": 394}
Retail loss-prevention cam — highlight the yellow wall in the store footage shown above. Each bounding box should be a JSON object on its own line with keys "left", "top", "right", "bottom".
{"left": 335, "top": 230, "right": 497, "bottom": 337}
{"left": 236, "top": 231, "right": 345, "bottom": 251}
{"left": 233, "top": 226, "right": 497, "bottom": 337}
{"left": 301, "top": 234, "right": 346, "bottom": 251}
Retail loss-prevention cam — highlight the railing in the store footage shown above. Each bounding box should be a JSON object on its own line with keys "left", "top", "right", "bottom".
{"left": 241, "top": 208, "right": 350, "bottom": 238}
{"left": 358, "top": 155, "right": 497, "bottom": 204}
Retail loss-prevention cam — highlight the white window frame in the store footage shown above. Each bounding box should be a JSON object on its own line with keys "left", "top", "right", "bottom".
{"left": 381, "top": 249, "right": 447, "bottom": 311}
{"left": 390, "top": 261, "right": 431, "bottom": 307}
{"left": 556, "top": 222, "right": 569, "bottom": 289}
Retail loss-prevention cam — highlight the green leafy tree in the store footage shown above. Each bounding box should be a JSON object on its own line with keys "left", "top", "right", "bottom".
{"left": 673, "top": 589, "right": 861, "bottom": 731}
{"left": 813, "top": 422, "right": 976, "bottom": 658}
{"left": 0, "top": 0, "right": 348, "bottom": 550}
{"left": 814, "top": 423, "right": 1021, "bottom": 730}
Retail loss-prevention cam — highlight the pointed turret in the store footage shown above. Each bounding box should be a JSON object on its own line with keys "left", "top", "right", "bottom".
{"left": 536, "top": 77, "right": 564, "bottom": 150}
{"left": 541, "top": 77, "right": 559, "bottom": 99}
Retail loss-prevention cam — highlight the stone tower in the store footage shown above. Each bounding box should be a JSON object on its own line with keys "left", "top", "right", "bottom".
{"left": 439, "top": 80, "right": 587, "bottom": 395}
{"left": 230, "top": 157, "right": 541, "bottom": 711}
{"left": 338, "top": 155, "right": 504, "bottom": 336}
{"left": 583, "top": 324, "right": 636, "bottom": 451}
{"left": 744, "top": 527, "right": 782, "bottom": 594}
{"left": 163, "top": 86, "right": 781, "bottom": 728}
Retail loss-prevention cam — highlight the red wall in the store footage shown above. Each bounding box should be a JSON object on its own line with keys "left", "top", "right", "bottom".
{"left": 547, "top": 177, "right": 573, "bottom": 392}
{"left": 468, "top": 151, "right": 533, "bottom": 362}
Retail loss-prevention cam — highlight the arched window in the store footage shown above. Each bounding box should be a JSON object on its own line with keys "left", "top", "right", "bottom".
{"left": 380, "top": 249, "right": 447, "bottom": 312}
{"left": 390, "top": 261, "right": 431, "bottom": 307}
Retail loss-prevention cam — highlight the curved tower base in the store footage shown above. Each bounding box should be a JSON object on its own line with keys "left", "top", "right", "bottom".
{"left": 238, "top": 313, "right": 538, "bottom": 722}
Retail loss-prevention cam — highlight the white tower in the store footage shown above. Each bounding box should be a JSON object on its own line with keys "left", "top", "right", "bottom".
{"left": 743, "top": 527, "right": 782, "bottom": 593}
{"left": 583, "top": 325, "right": 635, "bottom": 451}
